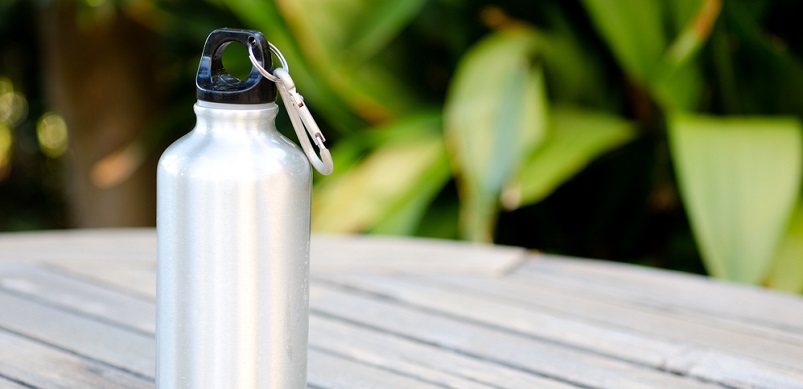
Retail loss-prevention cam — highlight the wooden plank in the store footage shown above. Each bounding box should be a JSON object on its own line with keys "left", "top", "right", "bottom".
{"left": 0, "top": 291, "right": 155, "bottom": 378}
{"left": 310, "top": 283, "right": 721, "bottom": 389}
{"left": 467, "top": 270, "right": 803, "bottom": 348}
{"left": 36, "top": 237, "right": 524, "bottom": 299}
{"left": 311, "top": 234, "right": 525, "bottom": 276}
{"left": 0, "top": 262, "right": 155, "bottom": 333}
{"left": 44, "top": 260, "right": 156, "bottom": 299}
{"left": 319, "top": 274, "right": 803, "bottom": 389}
{"left": 403, "top": 273, "right": 803, "bottom": 389}
{"left": 308, "top": 348, "right": 444, "bottom": 389}
{"left": 0, "top": 229, "right": 526, "bottom": 276}
{"left": 310, "top": 315, "right": 571, "bottom": 389}
{"left": 1, "top": 247, "right": 728, "bottom": 387}
{"left": 0, "top": 263, "right": 546, "bottom": 388}
{"left": 0, "top": 229, "right": 156, "bottom": 263}
{"left": 0, "top": 328, "right": 150, "bottom": 389}
{"left": 0, "top": 376, "right": 34, "bottom": 389}
{"left": 515, "top": 255, "right": 803, "bottom": 333}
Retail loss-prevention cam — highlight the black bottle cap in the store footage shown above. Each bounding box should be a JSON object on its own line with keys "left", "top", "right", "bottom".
{"left": 196, "top": 28, "right": 276, "bottom": 104}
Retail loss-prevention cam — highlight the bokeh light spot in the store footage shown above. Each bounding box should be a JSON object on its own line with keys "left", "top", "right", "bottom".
{"left": 0, "top": 92, "right": 28, "bottom": 125}
{"left": 36, "top": 113, "right": 69, "bottom": 158}
{"left": 0, "top": 77, "right": 28, "bottom": 126}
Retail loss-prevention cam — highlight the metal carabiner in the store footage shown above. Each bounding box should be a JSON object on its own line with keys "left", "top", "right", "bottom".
{"left": 248, "top": 44, "right": 333, "bottom": 175}
{"left": 273, "top": 68, "right": 333, "bottom": 175}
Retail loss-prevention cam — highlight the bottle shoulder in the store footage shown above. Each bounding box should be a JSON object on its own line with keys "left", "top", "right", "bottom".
{"left": 158, "top": 128, "right": 311, "bottom": 180}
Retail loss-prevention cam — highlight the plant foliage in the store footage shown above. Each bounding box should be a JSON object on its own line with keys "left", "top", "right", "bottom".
{"left": 2, "top": 0, "right": 803, "bottom": 291}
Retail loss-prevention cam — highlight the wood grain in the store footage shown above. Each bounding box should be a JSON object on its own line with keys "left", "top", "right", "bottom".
{"left": 308, "top": 349, "right": 444, "bottom": 389}
{"left": 0, "top": 328, "right": 151, "bottom": 388}
{"left": 0, "top": 229, "right": 802, "bottom": 388}
{"left": 0, "top": 290, "right": 155, "bottom": 378}
{"left": 516, "top": 255, "right": 803, "bottom": 333}
{"left": 380, "top": 272, "right": 803, "bottom": 389}
{"left": 311, "top": 283, "right": 721, "bottom": 389}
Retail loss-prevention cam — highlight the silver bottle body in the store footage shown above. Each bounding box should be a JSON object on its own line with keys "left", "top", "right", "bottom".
{"left": 156, "top": 101, "right": 311, "bottom": 388}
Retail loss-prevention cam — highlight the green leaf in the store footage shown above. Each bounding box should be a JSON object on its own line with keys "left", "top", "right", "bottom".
{"left": 444, "top": 28, "right": 548, "bottom": 242}
{"left": 669, "top": 114, "right": 803, "bottom": 284}
{"left": 312, "top": 116, "right": 449, "bottom": 234}
{"left": 765, "top": 201, "right": 803, "bottom": 292}
{"left": 582, "top": 0, "right": 720, "bottom": 110}
{"left": 346, "top": 0, "right": 430, "bottom": 62}
{"left": 650, "top": 59, "right": 704, "bottom": 111}
{"left": 581, "top": 0, "right": 667, "bottom": 83}
{"left": 370, "top": 159, "right": 450, "bottom": 235}
{"left": 273, "top": 0, "right": 424, "bottom": 122}
{"left": 650, "top": 0, "right": 721, "bottom": 110}
{"left": 665, "top": 0, "right": 707, "bottom": 31}
{"left": 502, "top": 107, "right": 636, "bottom": 209}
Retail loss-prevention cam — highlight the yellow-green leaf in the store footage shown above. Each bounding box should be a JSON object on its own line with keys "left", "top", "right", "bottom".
{"left": 444, "top": 27, "right": 548, "bottom": 242}
{"left": 669, "top": 114, "right": 803, "bottom": 284}
{"left": 312, "top": 120, "right": 448, "bottom": 234}
{"left": 766, "top": 201, "right": 803, "bottom": 292}
{"left": 503, "top": 107, "right": 635, "bottom": 209}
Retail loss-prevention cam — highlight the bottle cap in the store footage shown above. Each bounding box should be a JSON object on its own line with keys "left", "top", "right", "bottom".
{"left": 196, "top": 28, "right": 276, "bottom": 104}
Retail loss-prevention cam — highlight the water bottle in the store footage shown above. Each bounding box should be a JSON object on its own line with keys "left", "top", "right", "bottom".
{"left": 156, "top": 28, "right": 325, "bottom": 388}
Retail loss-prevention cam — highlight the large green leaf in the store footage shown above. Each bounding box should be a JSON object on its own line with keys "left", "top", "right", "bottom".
{"left": 765, "top": 201, "right": 803, "bottom": 292}
{"left": 444, "top": 27, "right": 548, "bottom": 242}
{"left": 669, "top": 114, "right": 803, "bottom": 283}
{"left": 312, "top": 115, "right": 449, "bottom": 234}
{"left": 274, "top": 0, "right": 425, "bottom": 122}
{"left": 581, "top": 0, "right": 667, "bottom": 83}
{"left": 502, "top": 107, "right": 635, "bottom": 209}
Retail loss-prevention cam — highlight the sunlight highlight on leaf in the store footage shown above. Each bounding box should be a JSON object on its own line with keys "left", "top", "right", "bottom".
{"left": 669, "top": 114, "right": 803, "bottom": 284}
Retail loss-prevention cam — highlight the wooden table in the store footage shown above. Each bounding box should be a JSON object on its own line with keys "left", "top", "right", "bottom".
{"left": 0, "top": 229, "right": 802, "bottom": 388}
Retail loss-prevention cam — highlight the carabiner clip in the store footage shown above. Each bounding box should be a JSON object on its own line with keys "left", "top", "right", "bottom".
{"left": 248, "top": 43, "right": 333, "bottom": 175}
{"left": 273, "top": 68, "right": 333, "bottom": 175}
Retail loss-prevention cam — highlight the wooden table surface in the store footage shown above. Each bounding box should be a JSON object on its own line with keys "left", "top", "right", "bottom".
{"left": 0, "top": 229, "right": 802, "bottom": 388}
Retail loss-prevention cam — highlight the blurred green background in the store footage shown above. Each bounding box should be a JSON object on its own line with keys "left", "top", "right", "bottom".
{"left": 1, "top": 0, "right": 802, "bottom": 292}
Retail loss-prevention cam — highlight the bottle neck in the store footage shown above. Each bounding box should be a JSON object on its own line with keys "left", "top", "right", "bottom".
{"left": 194, "top": 101, "right": 279, "bottom": 134}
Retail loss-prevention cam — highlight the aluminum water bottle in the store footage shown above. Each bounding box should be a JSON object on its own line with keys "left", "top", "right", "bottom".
{"left": 156, "top": 29, "right": 311, "bottom": 388}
